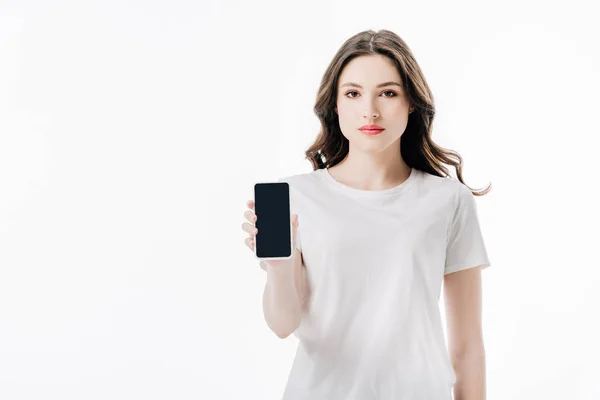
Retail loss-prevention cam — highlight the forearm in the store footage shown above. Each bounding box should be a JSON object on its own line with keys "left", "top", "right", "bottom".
{"left": 262, "top": 264, "right": 301, "bottom": 338}
{"left": 451, "top": 346, "right": 487, "bottom": 400}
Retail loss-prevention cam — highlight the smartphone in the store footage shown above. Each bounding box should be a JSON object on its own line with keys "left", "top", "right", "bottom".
{"left": 253, "top": 181, "right": 293, "bottom": 260}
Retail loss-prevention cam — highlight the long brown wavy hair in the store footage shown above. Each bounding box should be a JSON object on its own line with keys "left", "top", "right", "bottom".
{"left": 305, "top": 29, "right": 491, "bottom": 196}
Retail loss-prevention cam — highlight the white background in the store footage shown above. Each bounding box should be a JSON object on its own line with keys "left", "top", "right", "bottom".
{"left": 1, "top": 0, "right": 599, "bottom": 399}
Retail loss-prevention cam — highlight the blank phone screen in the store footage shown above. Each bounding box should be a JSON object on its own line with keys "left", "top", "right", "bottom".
{"left": 254, "top": 182, "right": 292, "bottom": 259}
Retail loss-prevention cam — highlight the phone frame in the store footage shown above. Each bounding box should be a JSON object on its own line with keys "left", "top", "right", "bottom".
{"left": 253, "top": 181, "right": 294, "bottom": 261}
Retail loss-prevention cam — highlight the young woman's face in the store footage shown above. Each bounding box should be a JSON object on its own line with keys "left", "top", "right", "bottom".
{"left": 336, "top": 54, "right": 413, "bottom": 154}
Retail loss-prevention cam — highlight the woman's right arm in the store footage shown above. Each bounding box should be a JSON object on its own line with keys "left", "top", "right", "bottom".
{"left": 243, "top": 200, "right": 306, "bottom": 339}
{"left": 262, "top": 248, "right": 305, "bottom": 339}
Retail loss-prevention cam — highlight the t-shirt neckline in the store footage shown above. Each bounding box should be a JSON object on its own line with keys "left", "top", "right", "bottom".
{"left": 319, "top": 166, "right": 418, "bottom": 198}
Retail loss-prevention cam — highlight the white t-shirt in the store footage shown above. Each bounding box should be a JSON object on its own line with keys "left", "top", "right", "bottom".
{"left": 275, "top": 166, "right": 491, "bottom": 400}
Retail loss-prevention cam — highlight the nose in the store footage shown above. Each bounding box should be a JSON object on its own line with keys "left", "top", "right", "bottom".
{"left": 363, "top": 101, "right": 379, "bottom": 119}
{"left": 364, "top": 111, "right": 379, "bottom": 119}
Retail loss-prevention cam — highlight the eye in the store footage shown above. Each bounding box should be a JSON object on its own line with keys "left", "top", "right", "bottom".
{"left": 344, "top": 90, "right": 398, "bottom": 98}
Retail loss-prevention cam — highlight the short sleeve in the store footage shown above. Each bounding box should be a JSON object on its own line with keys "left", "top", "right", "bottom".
{"left": 444, "top": 183, "right": 491, "bottom": 275}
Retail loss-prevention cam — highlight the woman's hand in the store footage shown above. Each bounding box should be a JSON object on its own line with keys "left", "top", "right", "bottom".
{"left": 242, "top": 199, "right": 299, "bottom": 271}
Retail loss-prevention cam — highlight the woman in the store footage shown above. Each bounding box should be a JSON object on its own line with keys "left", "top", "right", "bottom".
{"left": 241, "top": 29, "right": 491, "bottom": 400}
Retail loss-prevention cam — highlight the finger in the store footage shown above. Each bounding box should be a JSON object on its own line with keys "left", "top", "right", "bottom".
{"left": 245, "top": 236, "right": 254, "bottom": 251}
{"left": 241, "top": 221, "right": 258, "bottom": 236}
{"left": 259, "top": 260, "right": 267, "bottom": 271}
{"left": 292, "top": 214, "right": 298, "bottom": 247}
{"left": 247, "top": 200, "right": 254, "bottom": 210}
{"left": 244, "top": 209, "right": 256, "bottom": 224}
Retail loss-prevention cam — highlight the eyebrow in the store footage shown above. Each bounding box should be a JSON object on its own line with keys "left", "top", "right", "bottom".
{"left": 340, "top": 81, "right": 403, "bottom": 89}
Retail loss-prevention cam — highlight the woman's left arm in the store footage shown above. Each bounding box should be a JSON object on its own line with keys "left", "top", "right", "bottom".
{"left": 444, "top": 265, "right": 487, "bottom": 400}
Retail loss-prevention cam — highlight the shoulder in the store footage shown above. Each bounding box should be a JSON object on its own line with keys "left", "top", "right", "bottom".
{"left": 278, "top": 169, "right": 323, "bottom": 192}
{"left": 418, "top": 168, "right": 463, "bottom": 198}
{"left": 427, "top": 173, "right": 478, "bottom": 219}
{"left": 416, "top": 169, "right": 478, "bottom": 219}
{"left": 277, "top": 170, "right": 323, "bottom": 215}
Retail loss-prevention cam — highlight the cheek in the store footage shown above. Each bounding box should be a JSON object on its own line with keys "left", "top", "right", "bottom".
{"left": 387, "top": 101, "right": 407, "bottom": 115}
{"left": 336, "top": 104, "right": 353, "bottom": 126}
{"left": 336, "top": 100, "right": 351, "bottom": 115}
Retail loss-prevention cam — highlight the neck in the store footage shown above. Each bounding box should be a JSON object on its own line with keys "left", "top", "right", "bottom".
{"left": 328, "top": 141, "right": 411, "bottom": 191}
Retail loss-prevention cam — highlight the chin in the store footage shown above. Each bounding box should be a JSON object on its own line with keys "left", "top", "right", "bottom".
{"left": 359, "top": 136, "right": 402, "bottom": 152}
{"left": 356, "top": 142, "right": 391, "bottom": 153}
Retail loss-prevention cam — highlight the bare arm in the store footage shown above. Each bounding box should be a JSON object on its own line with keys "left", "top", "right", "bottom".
{"left": 262, "top": 248, "right": 306, "bottom": 338}
{"left": 243, "top": 201, "right": 307, "bottom": 339}
{"left": 444, "top": 265, "right": 487, "bottom": 400}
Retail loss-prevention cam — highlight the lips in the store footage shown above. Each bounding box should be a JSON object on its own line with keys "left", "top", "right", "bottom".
{"left": 360, "top": 129, "right": 384, "bottom": 136}
{"left": 360, "top": 124, "right": 384, "bottom": 130}
{"left": 359, "top": 124, "right": 384, "bottom": 136}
